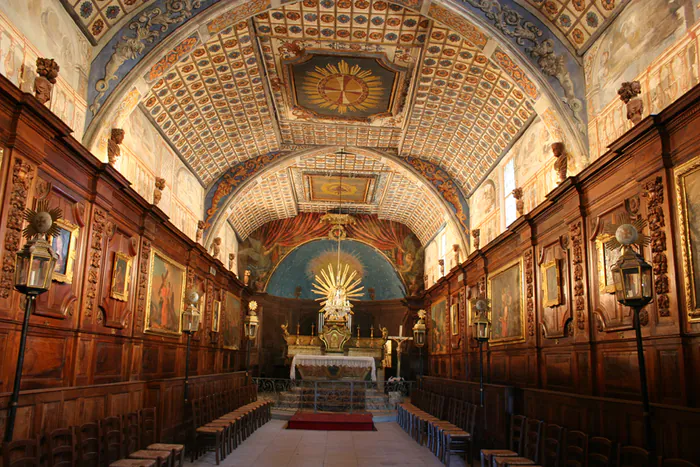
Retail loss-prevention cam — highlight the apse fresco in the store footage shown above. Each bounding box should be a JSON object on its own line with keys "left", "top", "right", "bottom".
{"left": 238, "top": 213, "right": 424, "bottom": 296}
{"left": 265, "top": 239, "right": 406, "bottom": 300}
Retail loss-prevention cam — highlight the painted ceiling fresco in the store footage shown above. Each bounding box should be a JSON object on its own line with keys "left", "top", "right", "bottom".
{"left": 224, "top": 149, "right": 446, "bottom": 244}
{"left": 61, "top": 0, "right": 631, "bottom": 247}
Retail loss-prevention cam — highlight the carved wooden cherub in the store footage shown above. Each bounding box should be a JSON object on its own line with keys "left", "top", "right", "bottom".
{"left": 107, "top": 129, "right": 125, "bottom": 166}
{"left": 34, "top": 58, "right": 59, "bottom": 104}
{"left": 552, "top": 142, "right": 568, "bottom": 184}
{"left": 618, "top": 81, "right": 643, "bottom": 125}
{"left": 381, "top": 326, "right": 389, "bottom": 340}
{"left": 153, "top": 177, "right": 166, "bottom": 206}
{"left": 281, "top": 323, "right": 290, "bottom": 338}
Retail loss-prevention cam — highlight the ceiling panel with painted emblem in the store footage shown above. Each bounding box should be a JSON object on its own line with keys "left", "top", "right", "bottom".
{"left": 227, "top": 149, "right": 445, "bottom": 244}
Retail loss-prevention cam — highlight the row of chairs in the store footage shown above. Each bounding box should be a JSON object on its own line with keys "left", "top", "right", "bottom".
{"left": 480, "top": 414, "right": 699, "bottom": 467}
{"left": 2, "top": 407, "right": 183, "bottom": 467}
{"left": 397, "top": 389, "right": 478, "bottom": 465}
{"left": 189, "top": 384, "right": 272, "bottom": 465}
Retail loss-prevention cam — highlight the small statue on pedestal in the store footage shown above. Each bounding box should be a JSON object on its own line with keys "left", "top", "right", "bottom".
{"left": 34, "top": 58, "right": 59, "bottom": 105}
{"left": 438, "top": 259, "right": 445, "bottom": 276}
{"left": 552, "top": 142, "right": 568, "bottom": 184}
{"left": 472, "top": 228, "right": 480, "bottom": 251}
{"left": 618, "top": 81, "right": 643, "bottom": 125}
{"left": 228, "top": 253, "right": 235, "bottom": 270}
{"left": 513, "top": 187, "right": 524, "bottom": 217}
{"left": 244, "top": 270, "right": 251, "bottom": 287}
{"left": 153, "top": 177, "right": 166, "bottom": 206}
{"left": 211, "top": 237, "right": 222, "bottom": 259}
{"left": 196, "top": 220, "right": 205, "bottom": 244}
{"left": 107, "top": 129, "right": 125, "bottom": 166}
{"left": 452, "top": 244, "right": 460, "bottom": 267}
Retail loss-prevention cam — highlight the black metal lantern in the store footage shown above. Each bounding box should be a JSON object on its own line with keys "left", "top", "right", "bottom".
{"left": 6, "top": 201, "right": 61, "bottom": 443}
{"left": 612, "top": 247, "right": 653, "bottom": 308}
{"left": 473, "top": 299, "right": 491, "bottom": 342}
{"left": 244, "top": 300, "right": 259, "bottom": 340}
{"left": 181, "top": 290, "right": 202, "bottom": 335}
{"left": 412, "top": 309, "right": 426, "bottom": 348}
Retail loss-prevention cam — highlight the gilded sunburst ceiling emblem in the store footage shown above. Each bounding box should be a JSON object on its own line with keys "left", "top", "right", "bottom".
{"left": 302, "top": 60, "right": 384, "bottom": 114}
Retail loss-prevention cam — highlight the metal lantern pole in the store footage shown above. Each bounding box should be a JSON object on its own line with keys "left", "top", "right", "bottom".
{"left": 633, "top": 306, "right": 652, "bottom": 452}
{"left": 478, "top": 338, "right": 485, "bottom": 407}
{"left": 184, "top": 331, "right": 192, "bottom": 404}
{"left": 4, "top": 294, "right": 36, "bottom": 443}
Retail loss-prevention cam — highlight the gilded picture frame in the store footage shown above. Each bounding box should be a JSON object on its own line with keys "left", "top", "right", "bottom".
{"left": 675, "top": 156, "right": 700, "bottom": 321}
{"left": 488, "top": 258, "right": 525, "bottom": 345}
{"left": 144, "top": 248, "right": 187, "bottom": 336}
{"left": 595, "top": 233, "right": 620, "bottom": 294}
{"left": 450, "top": 303, "right": 459, "bottom": 336}
{"left": 51, "top": 219, "right": 79, "bottom": 284}
{"left": 541, "top": 260, "right": 561, "bottom": 308}
{"left": 212, "top": 301, "right": 221, "bottom": 333}
{"left": 110, "top": 252, "right": 132, "bottom": 301}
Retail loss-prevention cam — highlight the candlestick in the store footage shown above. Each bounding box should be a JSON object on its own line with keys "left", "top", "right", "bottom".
{"left": 311, "top": 323, "right": 315, "bottom": 336}
{"left": 399, "top": 324, "right": 403, "bottom": 337}
{"left": 370, "top": 325, "right": 374, "bottom": 339}
{"left": 357, "top": 325, "right": 360, "bottom": 339}
{"left": 296, "top": 322, "right": 300, "bottom": 335}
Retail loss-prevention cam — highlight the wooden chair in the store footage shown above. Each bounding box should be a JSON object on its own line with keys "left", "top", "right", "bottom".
{"left": 76, "top": 421, "right": 101, "bottom": 467}
{"left": 588, "top": 437, "right": 614, "bottom": 467}
{"left": 441, "top": 402, "right": 478, "bottom": 466}
{"left": 541, "top": 424, "right": 565, "bottom": 467}
{"left": 492, "top": 418, "right": 544, "bottom": 467}
{"left": 617, "top": 445, "right": 653, "bottom": 467}
{"left": 191, "top": 398, "right": 225, "bottom": 465}
{"left": 141, "top": 407, "right": 185, "bottom": 467}
{"left": 47, "top": 427, "right": 77, "bottom": 467}
{"left": 2, "top": 438, "right": 41, "bottom": 467}
{"left": 109, "top": 460, "right": 156, "bottom": 467}
{"left": 660, "top": 459, "right": 698, "bottom": 467}
{"left": 563, "top": 430, "right": 587, "bottom": 467}
{"left": 102, "top": 416, "right": 124, "bottom": 466}
{"left": 481, "top": 415, "right": 527, "bottom": 467}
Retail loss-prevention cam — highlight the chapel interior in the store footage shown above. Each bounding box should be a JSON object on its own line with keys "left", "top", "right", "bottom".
{"left": 0, "top": 0, "right": 699, "bottom": 466}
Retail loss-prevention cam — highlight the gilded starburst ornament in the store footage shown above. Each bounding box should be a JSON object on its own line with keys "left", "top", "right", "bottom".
{"left": 602, "top": 213, "right": 650, "bottom": 251}
{"left": 248, "top": 300, "right": 258, "bottom": 312}
{"left": 302, "top": 60, "right": 384, "bottom": 114}
{"left": 312, "top": 263, "right": 364, "bottom": 321}
{"left": 22, "top": 199, "right": 62, "bottom": 240}
{"left": 470, "top": 296, "right": 491, "bottom": 315}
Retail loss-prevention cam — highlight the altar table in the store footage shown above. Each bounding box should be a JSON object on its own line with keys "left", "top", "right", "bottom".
{"left": 290, "top": 355, "right": 377, "bottom": 381}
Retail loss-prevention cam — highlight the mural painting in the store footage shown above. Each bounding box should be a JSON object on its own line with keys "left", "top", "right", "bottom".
{"left": 586, "top": 0, "right": 694, "bottom": 117}
{"left": 145, "top": 249, "right": 186, "bottom": 335}
{"left": 222, "top": 292, "right": 242, "bottom": 350}
{"left": 238, "top": 213, "right": 424, "bottom": 296}
{"left": 430, "top": 298, "right": 447, "bottom": 354}
{"left": 265, "top": 239, "right": 405, "bottom": 300}
{"left": 676, "top": 157, "right": 700, "bottom": 320}
{"left": 471, "top": 179, "right": 497, "bottom": 226}
{"left": 488, "top": 259, "right": 524, "bottom": 345}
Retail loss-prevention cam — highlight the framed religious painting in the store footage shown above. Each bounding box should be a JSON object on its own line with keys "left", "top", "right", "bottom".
{"left": 541, "top": 260, "right": 561, "bottom": 308}
{"left": 450, "top": 303, "right": 459, "bottom": 336}
{"left": 488, "top": 258, "right": 525, "bottom": 345}
{"left": 110, "top": 252, "right": 132, "bottom": 301}
{"left": 51, "top": 219, "right": 79, "bottom": 284}
{"left": 144, "top": 249, "right": 187, "bottom": 335}
{"left": 212, "top": 301, "right": 221, "bottom": 333}
{"left": 429, "top": 298, "right": 447, "bottom": 354}
{"left": 675, "top": 156, "right": 700, "bottom": 321}
{"left": 596, "top": 233, "right": 621, "bottom": 294}
{"left": 222, "top": 292, "right": 242, "bottom": 350}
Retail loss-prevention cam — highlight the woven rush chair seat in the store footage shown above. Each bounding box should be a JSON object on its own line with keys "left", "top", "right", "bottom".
{"left": 482, "top": 449, "right": 520, "bottom": 467}
{"left": 109, "top": 459, "right": 157, "bottom": 467}
{"left": 128, "top": 449, "right": 170, "bottom": 467}
{"left": 493, "top": 456, "right": 536, "bottom": 467}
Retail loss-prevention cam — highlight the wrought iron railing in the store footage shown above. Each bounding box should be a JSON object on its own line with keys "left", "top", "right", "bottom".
{"left": 253, "top": 377, "right": 415, "bottom": 413}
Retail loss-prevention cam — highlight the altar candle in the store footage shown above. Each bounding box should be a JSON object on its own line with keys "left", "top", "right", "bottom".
{"left": 399, "top": 325, "right": 403, "bottom": 336}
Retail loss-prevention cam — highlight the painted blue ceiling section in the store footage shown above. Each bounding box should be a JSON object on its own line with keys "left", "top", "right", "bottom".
{"left": 266, "top": 239, "right": 406, "bottom": 300}
{"left": 85, "top": 0, "right": 586, "bottom": 132}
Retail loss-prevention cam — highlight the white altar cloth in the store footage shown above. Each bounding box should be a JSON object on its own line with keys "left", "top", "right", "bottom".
{"left": 290, "top": 355, "right": 376, "bottom": 381}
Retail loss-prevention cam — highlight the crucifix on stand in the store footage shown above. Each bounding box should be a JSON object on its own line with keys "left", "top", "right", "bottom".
{"left": 388, "top": 325, "right": 413, "bottom": 379}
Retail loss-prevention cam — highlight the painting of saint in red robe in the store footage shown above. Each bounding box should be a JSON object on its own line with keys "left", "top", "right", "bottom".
{"left": 146, "top": 250, "right": 186, "bottom": 335}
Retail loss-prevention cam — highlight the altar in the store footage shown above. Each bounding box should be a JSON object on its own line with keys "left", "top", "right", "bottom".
{"left": 290, "top": 355, "right": 377, "bottom": 382}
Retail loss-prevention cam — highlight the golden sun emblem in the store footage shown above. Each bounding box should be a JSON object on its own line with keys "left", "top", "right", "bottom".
{"left": 302, "top": 60, "right": 383, "bottom": 114}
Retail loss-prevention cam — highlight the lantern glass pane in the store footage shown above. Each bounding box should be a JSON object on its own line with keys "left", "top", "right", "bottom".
{"left": 622, "top": 267, "right": 641, "bottom": 299}
{"left": 30, "top": 256, "right": 52, "bottom": 289}
{"left": 15, "top": 255, "right": 30, "bottom": 287}
{"left": 641, "top": 268, "right": 652, "bottom": 299}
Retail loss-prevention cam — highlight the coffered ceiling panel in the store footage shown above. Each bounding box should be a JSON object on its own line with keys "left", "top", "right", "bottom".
{"left": 401, "top": 25, "right": 536, "bottom": 193}
{"left": 142, "top": 21, "right": 280, "bottom": 185}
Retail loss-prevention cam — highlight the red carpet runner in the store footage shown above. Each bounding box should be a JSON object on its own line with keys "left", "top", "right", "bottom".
{"left": 287, "top": 412, "right": 375, "bottom": 431}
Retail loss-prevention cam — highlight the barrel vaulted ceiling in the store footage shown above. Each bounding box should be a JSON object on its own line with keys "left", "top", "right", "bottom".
{"left": 63, "top": 0, "right": 629, "bottom": 245}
